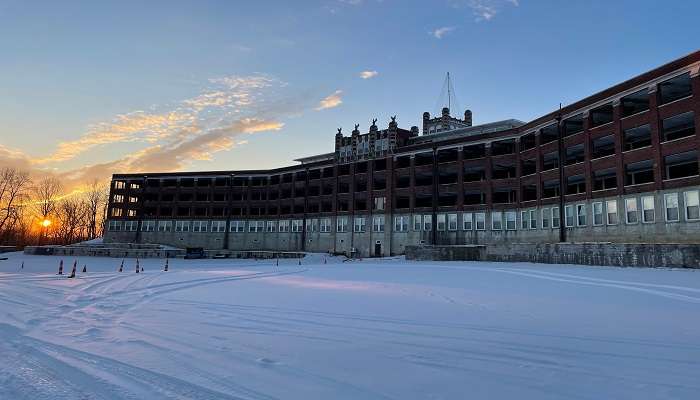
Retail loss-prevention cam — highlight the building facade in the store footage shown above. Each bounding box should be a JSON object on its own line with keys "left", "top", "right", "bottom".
{"left": 105, "top": 51, "right": 700, "bottom": 257}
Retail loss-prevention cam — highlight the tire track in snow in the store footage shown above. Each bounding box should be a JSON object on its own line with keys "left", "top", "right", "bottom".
{"left": 491, "top": 268, "right": 700, "bottom": 303}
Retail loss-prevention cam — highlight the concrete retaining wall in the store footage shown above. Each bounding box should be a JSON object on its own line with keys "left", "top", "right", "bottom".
{"left": 406, "top": 243, "right": 700, "bottom": 268}
{"left": 24, "top": 245, "right": 305, "bottom": 260}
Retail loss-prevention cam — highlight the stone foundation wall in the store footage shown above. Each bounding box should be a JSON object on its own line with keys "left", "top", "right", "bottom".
{"left": 406, "top": 243, "right": 700, "bottom": 268}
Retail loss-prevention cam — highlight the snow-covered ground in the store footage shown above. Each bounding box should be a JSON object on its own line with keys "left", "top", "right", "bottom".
{"left": 1, "top": 252, "right": 699, "bottom": 400}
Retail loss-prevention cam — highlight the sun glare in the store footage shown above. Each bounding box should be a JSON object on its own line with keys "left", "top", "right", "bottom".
{"left": 41, "top": 219, "right": 52, "bottom": 228}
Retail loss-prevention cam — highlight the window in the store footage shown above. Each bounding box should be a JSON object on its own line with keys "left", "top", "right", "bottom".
{"left": 373, "top": 196, "right": 386, "bottom": 211}
{"left": 266, "top": 221, "right": 277, "bottom": 232}
{"left": 448, "top": 213, "right": 458, "bottom": 231}
{"left": 209, "top": 221, "right": 225, "bottom": 233}
{"left": 664, "top": 193, "right": 679, "bottom": 222}
{"left": 124, "top": 221, "right": 138, "bottom": 231}
{"left": 353, "top": 217, "right": 366, "bottom": 232}
{"left": 542, "top": 152, "right": 559, "bottom": 171}
{"left": 593, "top": 168, "right": 617, "bottom": 191}
{"left": 436, "top": 214, "right": 446, "bottom": 231}
{"left": 126, "top": 210, "right": 137, "bottom": 217}
{"left": 420, "top": 214, "right": 432, "bottom": 231}
{"left": 278, "top": 220, "right": 290, "bottom": 233}
{"left": 108, "top": 220, "right": 122, "bottom": 231}
{"left": 625, "top": 198, "right": 638, "bottom": 224}
{"left": 592, "top": 135, "right": 615, "bottom": 159}
{"left": 662, "top": 111, "right": 695, "bottom": 141}
{"left": 475, "top": 212, "right": 486, "bottom": 230}
{"left": 520, "top": 210, "right": 528, "bottom": 230}
{"left": 463, "top": 166, "right": 486, "bottom": 182}
{"left": 492, "top": 164, "right": 516, "bottom": 179}
{"left": 542, "top": 179, "right": 560, "bottom": 198}
{"left": 565, "top": 205, "right": 574, "bottom": 227}
{"left": 576, "top": 204, "right": 586, "bottom": 226}
{"left": 552, "top": 207, "right": 560, "bottom": 228}
{"left": 540, "top": 123, "right": 558, "bottom": 144}
{"left": 505, "top": 211, "right": 516, "bottom": 230}
{"left": 372, "top": 216, "right": 384, "bottom": 232}
{"left": 413, "top": 215, "right": 422, "bottom": 231}
{"left": 590, "top": 103, "right": 613, "bottom": 127}
{"left": 659, "top": 72, "right": 692, "bottom": 105}
{"left": 175, "top": 221, "right": 190, "bottom": 232}
{"left": 113, "top": 194, "right": 124, "bottom": 203}
{"left": 541, "top": 208, "right": 550, "bottom": 228}
{"left": 394, "top": 216, "right": 409, "bottom": 232}
{"left": 565, "top": 143, "right": 585, "bottom": 165}
{"left": 491, "top": 139, "right": 516, "bottom": 156}
{"left": 111, "top": 208, "right": 123, "bottom": 217}
{"left": 521, "top": 133, "right": 536, "bottom": 150}
{"left": 463, "top": 213, "right": 473, "bottom": 230}
{"left": 664, "top": 150, "right": 699, "bottom": 179}
{"left": 529, "top": 210, "right": 537, "bottom": 229}
{"left": 291, "top": 220, "right": 303, "bottom": 233}
{"left": 566, "top": 175, "right": 586, "bottom": 195}
{"left": 157, "top": 220, "right": 172, "bottom": 232}
{"left": 114, "top": 181, "right": 126, "bottom": 189}
{"left": 305, "top": 219, "right": 318, "bottom": 232}
{"left": 522, "top": 184, "right": 537, "bottom": 202}
{"left": 192, "top": 221, "right": 208, "bottom": 232}
{"left": 464, "top": 191, "right": 486, "bottom": 205}
{"left": 563, "top": 114, "right": 584, "bottom": 137}
{"left": 621, "top": 89, "right": 650, "bottom": 117}
{"left": 521, "top": 159, "right": 537, "bottom": 176}
{"left": 606, "top": 200, "right": 618, "bottom": 225}
{"left": 491, "top": 211, "right": 503, "bottom": 230}
{"left": 685, "top": 191, "right": 700, "bottom": 220}
{"left": 624, "top": 124, "right": 652, "bottom": 151}
{"left": 625, "top": 160, "right": 655, "bottom": 185}
{"left": 592, "top": 202, "right": 603, "bottom": 225}
{"left": 642, "top": 196, "right": 655, "bottom": 223}
{"left": 493, "top": 189, "right": 517, "bottom": 204}
{"left": 336, "top": 217, "right": 348, "bottom": 232}
{"left": 129, "top": 183, "right": 140, "bottom": 190}
{"left": 463, "top": 144, "right": 486, "bottom": 159}
{"left": 320, "top": 218, "right": 331, "bottom": 232}
{"left": 230, "top": 220, "right": 245, "bottom": 233}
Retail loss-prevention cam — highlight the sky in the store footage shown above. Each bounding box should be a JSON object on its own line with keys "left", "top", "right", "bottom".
{"left": 1, "top": 0, "right": 700, "bottom": 190}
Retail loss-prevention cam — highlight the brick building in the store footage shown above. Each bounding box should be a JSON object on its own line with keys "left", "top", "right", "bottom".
{"left": 105, "top": 51, "right": 700, "bottom": 257}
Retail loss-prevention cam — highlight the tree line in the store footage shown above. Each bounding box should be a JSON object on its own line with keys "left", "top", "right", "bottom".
{"left": 0, "top": 167, "right": 109, "bottom": 247}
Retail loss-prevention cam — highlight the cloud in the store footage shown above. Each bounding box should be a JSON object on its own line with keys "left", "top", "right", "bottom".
{"left": 32, "top": 75, "right": 279, "bottom": 166}
{"left": 430, "top": 26, "right": 456, "bottom": 39}
{"left": 449, "top": 0, "right": 519, "bottom": 21}
{"left": 0, "top": 73, "right": 297, "bottom": 193}
{"left": 315, "top": 90, "right": 343, "bottom": 111}
{"left": 359, "top": 70, "right": 378, "bottom": 79}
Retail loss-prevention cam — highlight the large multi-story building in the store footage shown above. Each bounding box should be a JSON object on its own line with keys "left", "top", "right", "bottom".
{"left": 105, "top": 51, "right": 700, "bottom": 257}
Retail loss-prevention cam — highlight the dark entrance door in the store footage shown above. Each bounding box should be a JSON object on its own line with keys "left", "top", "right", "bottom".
{"left": 374, "top": 242, "right": 381, "bottom": 257}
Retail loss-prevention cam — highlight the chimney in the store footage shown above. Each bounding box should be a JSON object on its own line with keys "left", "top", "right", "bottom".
{"left": 464, "top": 109, "right": 472, "bottom": 127}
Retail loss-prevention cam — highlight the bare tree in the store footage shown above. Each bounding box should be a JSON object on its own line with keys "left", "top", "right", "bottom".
{"left": 85, "top": 179, "right": 108, "bottom": 239}
{"left": 0, "top": 167, "right": 31, "bottom": 239}
{"left": 33, "top": 176, "right": 62, "bottom": 244}
{"left": 57, "top": 197, "right": 89, "bottom": 245}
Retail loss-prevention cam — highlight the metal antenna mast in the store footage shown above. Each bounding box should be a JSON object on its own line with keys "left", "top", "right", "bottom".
{"left": 447, "top": 72, "right": 451, "bottom": 111}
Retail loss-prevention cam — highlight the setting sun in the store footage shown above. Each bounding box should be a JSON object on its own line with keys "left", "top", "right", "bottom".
{"left": 41, "top": 219, "right": 51, "bottom": 228}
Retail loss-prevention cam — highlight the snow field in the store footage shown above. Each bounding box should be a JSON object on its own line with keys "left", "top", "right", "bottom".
{"left": 1, "top": 252, "right": 699, "bottom": 399}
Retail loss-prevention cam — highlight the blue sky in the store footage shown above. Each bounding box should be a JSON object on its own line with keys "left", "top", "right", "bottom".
{"left": 1, "top": 0, "right": 699, "bottom": 187}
